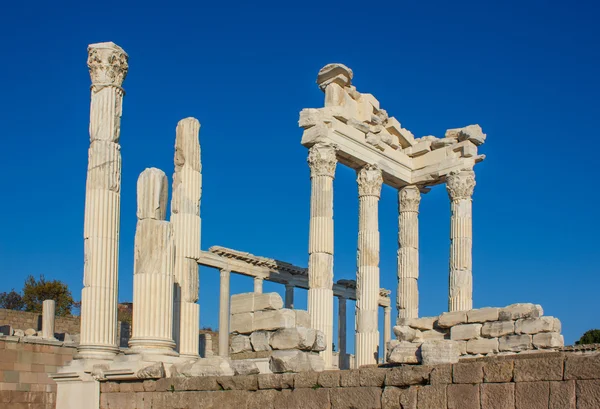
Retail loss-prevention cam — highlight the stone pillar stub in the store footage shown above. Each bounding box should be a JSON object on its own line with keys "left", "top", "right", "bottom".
{"left": 219, "top": 269, "right": 231, "bottom": 357}
{"left": 337, "top": 296, "right": 348, "bottom": 370}
{"left": 78, "top": 41, "right": 128, "bottom": 361}
{"left": 446, "top": 169, "right": 476, "bottom": 312}
{"left": 42, "top": 300, "right": 56, "bottom": 340}
{"left": 254, "top": 277, "right": 264, "bottom": 294}
{"left": 397, "top": 185, "right": 421, "bottom": 319}
{"left": 383, "top": 306, "right": 391, "bottom": 358}
{"left": 355, "top": 164, "right": 383, "bottom": 368}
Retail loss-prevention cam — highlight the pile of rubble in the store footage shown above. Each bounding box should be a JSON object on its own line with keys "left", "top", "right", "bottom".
{"left": 0, "top": 324, "right": 78, "bottom": 344}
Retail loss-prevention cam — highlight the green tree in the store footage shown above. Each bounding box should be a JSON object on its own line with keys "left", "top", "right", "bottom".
{"left": 21, "top": 275, "right": 76, "bottom": 316}
{"left": 576, "top": 329, "right": 600, "bottom": 345}
{"left": 0, "top": 289, "right": 25, "bottom": 310}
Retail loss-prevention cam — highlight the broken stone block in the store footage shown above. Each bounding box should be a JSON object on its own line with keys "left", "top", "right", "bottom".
{"left": 385, "top": 117, "right": 414, "bottom": 148}
{"left": 515, "top": 317, "right": 561, "bottom": 334}
{"left": 450, "top": 324, "right": 482, "bottom": 341}
{"left": 397, "top": 316, "right": 437, "bottom": 331}
{"left": 13, "top": 329, "right": 24, "bottom": 337}
{"left": 298, "top": 108, "right": 323, "bottom": 129}
{"left": 421, "top": 340, "right": 461, "bottom": 365}
{"left": 456, "top": 124, "right": 486, "bottom": 146}
{"left": 0, "top": 325, "right": 14, "bottom": 336}
{"left": 313, "top": 330, "right": 327, "bottom": 352}
{"left": 317, "top": 63, "right": 353, "bottom": 91}
{"left": 532, "top": 333, "right": 563, "bottom": 349}
{"left": 24, "top": 328, "right": 36, "bottom": 336}
{"left": 404, "top": 141, "right": 431, "bottom": 157}
{"left": 393, "top": 325, "right": 421, "bottom": 342}
{"left": 498, "top": 304, "right": 543, "bottom": 321}
{"left": 387, "top": 341, "right": 421, "bottom": 364}
{"left": 231, "top": 335, "right": 252, "bottom": 354}
{"left": 254, "top": 293, "right": 284, "bottom": 312}
{"left": 481, "top": 321, "right": 515, "bottom": 338}
{"left": 420, "top": 329, "right": 448, "bottom": 341}
{"left": 269, "top": 350, "right": 313, "bottom": 373}
{"left": 250, "top": 331, "right": 272, "bottom": 352}
{"left": 366, "top": 132, "right": 386, "bottom": 151}
{"left": 231, "top": 360, "right": 260, "bottom": 376}
{"left": 307, "top": 353, "right": 325, "bottom": 372}
{"left": 231, "top": 294, "right": 255, "bottom": 315}
{"left": 498, "top": 334, "right": 532, "bottom": 352}
{"left": 467, "top": 308, "right": 499, "bottom": 323}
{"left": 438, "top": 311, "right": 468, "bottom": 328}
{"left": 270, "top": 327, "right": 316, "bottom": 351}
{"left": 177, "top": 356, "right": 235, "bottom": 377}
{"left": 230, "top": 312, "right": 254, "bottom": 334}
{"left": 295, "top": 310, "right": 311, "bottom": 328}
{"left": 431, "top": 137, "right": 457, "bottom": 150}
{"left": 466, "top": 338, "right": 499, "bottom": 355}
{"left": 253, "top": 309, "right": 295, "bottom": 331}
{"left": 347, "top": 118, "right": 370, "bottom": 134}
{"left": 137, "top": 362, "right": 165, "bottom": 379}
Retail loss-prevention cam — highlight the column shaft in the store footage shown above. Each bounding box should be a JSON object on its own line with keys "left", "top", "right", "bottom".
{"left": 397, "top": 186, "right": 421, "bottom": 319}
{"left": 42, "top": 300, "right": 55, "bottom": 340}
{"left": 254, "top": 277, "right": 263, "bottom": 294}
{"left": 219, "top": 269, "right": 231, "bottom": 357}
{"left": 337, "top": 296, "right": 347, "bottom": 369}
{"left": 383, "top": 306, "right": 391, "bottom": 358}
{"left": 285, "top": 284, "right": 294, "bottom": 308}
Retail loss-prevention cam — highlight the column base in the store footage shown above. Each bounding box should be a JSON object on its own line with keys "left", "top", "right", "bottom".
{"left": 128, "top": 337, "right": 178, "bottom": 357}
{"left": 75, "top": 344, "right": 120, "bottom": 361}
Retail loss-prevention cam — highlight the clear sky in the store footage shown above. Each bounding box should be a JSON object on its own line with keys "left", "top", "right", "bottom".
{"left": 0, "top": 1, "right": 598, "bottom": 353}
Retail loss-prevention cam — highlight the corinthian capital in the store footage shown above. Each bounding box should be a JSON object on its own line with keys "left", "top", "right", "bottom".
{"left": 357, "top": 164, "right": 383, "bottom": 198}
{"left": 446, "top": 170, "right": 476, "bottom": 201}
{"left": 307, "top": 143, "right": 337, "bottom": 178}
{"left": 87, "top": 42, "right": 129, "bottom": 88}
{"left": 399, "top": 186, "right": 421, "bottom": 212}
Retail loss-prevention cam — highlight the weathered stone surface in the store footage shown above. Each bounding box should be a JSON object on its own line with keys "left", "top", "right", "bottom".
{"left": 230, "top": 312, "right": 253, "bottom": 334}
{"left": 275, "top": 388, "right": 330, "bottom": 409}
{"left": 482, "top": 321, "right": 515, "bottom": 338}
{"left": 382, "top": 386, "right": 417, "bottom": 409}
{"left": 430, "top": 364, "right": 453, "bottom": 385}
{"left": 294, "top": 371, "right": 319, "bottom": 388}
{"left": 417, "top": 384, "right": 446, "bottom": 409}
{"left": 481, "top": 383, "right": 515, "bottom": 409}
{"left": 467, "top": 307, "right": 499, "bottom": 323}
{"left": 270, "top": 327, "right": 316, "bottom": 351}
{"left": 387, "top": 341, "right": 421, "bottom": 364}
{"left": 499, "top": 334, "right": 532, "bottom": 352}
{"left": 307, "top": 353, "right": 325, "bottom": 372}
{"left": 393, "top": 325, "right": 421, "bottom": 342}
{"left": 385, "top": 366, "right": 430, "bottom": 387}
{"left": 397, "top": 316, "right": 437, "bottom": 330}
{"left": 230, "top": 334, "right": 252, "bottom": 354}
{"left": 483, "top": 359, "right": 514, "bottom": 383}
{"left": 447, "top": 384, "right": 480, "bottom": 409}
{"left": 254, "top": 293, "right": 284, "bottom": 312}
{"left": 419, "top": 329, "right": 447, "bottom": 341}
{"left": 513, "top": 355, "right": 564, "bottom": 381}
{"left": 269, "top": 350, "right": 322, "bottom": 373}
{"left": 421, "top": 340, "right": 460, "bottom": 365}
{"left": 177, "top": 376, "right": 220, "bottom": 391}
{"left": 438, "top": 311, "right": 467, "bottom": 328}
{"left": 515, "top": 381, "right": 550, "bottom": 409}
{"left": 318, "top": 371, "right": 340, "bottom": 388}
{"left": 359, "top": 368, "right": 388, "bottom": 387}
{"left": 565, "top": 353, "right": 600, "bottom": 380}
{"left": 257, "top": 373, "right": 294, "bottom": 390}
{"left": 250, "top": 331, "right": 272, "bottom": 351}
{"left": 498, "top": 303, "right": 542, "bottom": 321}
{"left": 340, "top": 370, "right": 360, "bottom": 387}
{"left": 246, "top": 389, "right": 279, "bottom": 408}
{"left": 231, "top": 293, "right": 255, "bottom": 315}
{"left": 231, "top": 360, "right": 260, "bottom": 375}
{"left": 312, "top": 330, "right": 327, "bottom": 352}
{"left": 575, "top": 380, "right": 600, "bottom": 409}
{"left": 217, "top": 375, "right": 258, "bottom": 391}
{"left": 454, "top": 361, "right": 484, "bottom": 384}
{"left": 254, "top": 309, "right": 296, "bottom": 331}
{"left": 532, "top": 332, "right": 563, "bottom": 349}
{"left": 176, "top": 356, "right": 234, "bottom": 377}
{"left": 13, "top": 329, "right": 24, "bottom": 337}
{"left": 515, "top": 317, "right": 561, "bottom": 334}
{"left": 330, "top": 387, "right": 382, "bottom": 409}
{"left": 137, "top": 362, "right": 165, "bottom": 379}
{"left": 467, "top": 337, "right": 499, "bottom": 354}
{"left": 24, "top": 328, "right": 36, "bottom": 336}
{"left": 549, "top": 380, "right": 575, "bottom": 409}
{"left": 295, "top": 310, "right": 311, "bottom": 328}
{"left": 450, "top": 323, "right": 482, "bottom": 340}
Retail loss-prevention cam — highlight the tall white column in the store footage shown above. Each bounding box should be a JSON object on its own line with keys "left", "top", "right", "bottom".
{"left": 397, "top": 186, "right": 421, "bottom": 319}
{"left": 171, "top": 118, "right": 202, "bottom": 358}
{"left": 337, "top": 296, "right": 348, "bottom": 369}
{"left": 383, "top": 306, "right": 391, "bottom": 358}
{"left": 128, "top": 168, "right": 176, "bottom": 355}
{"left": 355, "top": 164, "right": 383, "bottom": 367}
{"left": 218, "top": 269, "right": 230, "bottom": 357}
{"left": 307, "top": 143, "right": 337, "bottom": 368}
{"left": 284, "top": 283, "right": 294, "bottom": 308}
{"left": 78, "top": 42, "right": 128, "bottom": 360}
{"left": 253, "top": 277, "right": 263, "bottom": 294}
{"left": 42, "top": 300, "right": 56, "bottom": 340}
{"left": 446, "top": 170, "right": 476, "bottom": 311}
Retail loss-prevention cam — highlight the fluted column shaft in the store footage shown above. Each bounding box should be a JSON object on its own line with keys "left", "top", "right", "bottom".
{"left": 446, "top": 170, "right": 476, "bottom": 311}
{"left": 383, "top": 306, "right": 391, "bottom": 358}
{"left": 42, "top": 300, "right": 56, "bottom": 340}
{"left": 254, "top": 277, "right": 264, "bottom": 294}
{"left": 307, "top": 143, "right": 337, "bottom": 368}
{"left": 337, "top": 296, "right": 348, "bottom": 369}
{"left": 219, "top": 269, "right": 231, "bottom": 357}
{"left": 78, "top": 42, "right": 128, "bottom": 360}
{"left": 355, "top": 164, "right": 383, "bottom": 367}
{"left": 285, "top": 283, "right": 294, "bottom": 308}
{"left": 397, "top": 186, "right": 421, "bottom": 319}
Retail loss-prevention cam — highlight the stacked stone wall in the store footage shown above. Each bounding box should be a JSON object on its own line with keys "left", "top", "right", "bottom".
{"left": 0, "top": 309, "right": 80, "bottom": 335}
{"left": 0, "top": 336, "right": 76, "bottom": 408}
{"left": 99, "top": 351, "right": 600, "bottom": 408}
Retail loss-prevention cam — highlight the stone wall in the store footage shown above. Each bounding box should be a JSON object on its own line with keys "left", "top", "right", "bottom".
{"left": 99, "top": 351, "right": 600, "bottom": 408}
{"left": 0, "top": 309, "right": 80, "bottom": 335}
{"left": 0, "top": 336, "right": 76, "bottom": 408}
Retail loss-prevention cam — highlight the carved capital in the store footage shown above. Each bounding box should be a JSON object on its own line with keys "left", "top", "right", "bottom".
{"left": 307, "top": 143, "right": 337, "bottom": 178}
{"left": 357, "top": 164, "right": 383, "bottom": 198}
{"left": 87, "top": 42, "right": 128, "bottom": 88}
{"left": 446, "top": 170, "right": 476, "bottom": 201}
{"left": 399, "top": 186, "right": 421, "bottom": 212}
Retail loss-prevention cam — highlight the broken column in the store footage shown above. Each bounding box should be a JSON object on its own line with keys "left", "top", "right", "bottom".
{"left": 446, "top": 169, "right": 476, "bottom": 311}
{"left": 285, "top": 282, "right": 295, "bottom": 308}
{"left": 128, "top": 168, "right": 176, "bottom": 355}
{"left": 383, "top": 306, "right": 391, "bottom": 358}
{"left": 355, "top": 164, "right": 383, "bottom": 367}
{"left": 42, "top": 300, "right": 56, "bottom": 340}
{"left": 78, "top": 42, "right": 128, "bottom": 360}
{"left": 171, "top": 118, "right": 202, "bottom": 357}
{"left": 219, "top": 268, "right": 231, "bottom": 357}
{"left": 307, "top": 142, "right": 337, "bottom": 368}
{"left": 397, "top": 186, "right": 421, "bottom": 319}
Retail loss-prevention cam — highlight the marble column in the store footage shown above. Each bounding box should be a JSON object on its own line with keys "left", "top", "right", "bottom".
{"left": 383, "top": 306, "right": 391, "bottom": 358}
{"left": 219, "top": 269, "right": 231, "bottom": 357}
{"left": 355, "top": 164, "right": 383, "bottom": 367}
{"left": 337, "top": 296, "right": 347, "bottom": 369}
{"left": 128, "top": 168, "right": 176, "bottom": 355}
{"left": 42, "top": 300, "right": 56, "bottom": 340}
{"left": 446, "top": 170, "right": 476, "bottom": 311}
{"left": 171, "top": 118, "right": 202, "bottom": 358}
{"left": 307, "top": 143, "right": 337, "bottom": 368}
{"left": 253, "top": 277, "right": 263, "bottom": 294}
{"left": 78, "top": 42, "right": 128, "bottom": 360}
{"left": 397, "top": 186, "right": 421, "bottom": 319}
{"left": 284, "top": 283, "right": 294, "bottom": 308}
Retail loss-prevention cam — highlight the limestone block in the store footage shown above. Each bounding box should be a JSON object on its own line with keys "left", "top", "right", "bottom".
{"left": 325, "top": 82, "right": 347, "bottom": 107}
{"left": 231, "top": 293, "right": 255, "bottom": 315}
{"left": 250, "top": 331, "right": 272, "bottom": 352}
{"left": 177, "top": 356, "right": 234, "bottom": 377}
{"left": 298, "top": 108, "right": 322, "bottom": 129}
{"left": 387, "top": 341, "right": 421, "bottom": 364}
{"left": 515, "top": 317, "right": 561, "bottom": 334}
{"left": 499, "top": 334, "right": 532, "bottom": 352}
{"left": 498, "top": 303, "right": 543, "bottom": 321}
{"left": 231, "top": 335, "right": 252, "bottom": 354}
{"left": 446, "top": 124, "right": 486, "bottom": 146}
{"left": 533, "top": 333, "right": 564, "bottom": 349}
{"left": 404, "top": 141, "right": 431, "bottom": 157}
{"left": 137, "top": 363, "right": 165, "bottom": 379}
{"left": 420, "top": 329, "right": 448, "bottom": 341}
{"left": 347, "top": 118, "right": 370, "bottom": 134}
{"left": 13, "top": 329, "right": 24, "bottom": 337}
{"left": 438, "top": 311, "right": 468, "bottom": 328}
{"left": 397, "top": 316, "right": 437, "bottom": 330}
{"left": 450, "top": 324, "right": 482, "bottom": 341}
{"left": 466, "top": 338, "right": 499, "bottom": 354}
{"left": 313, "top": 330, "right": 327, "bottom": 352}
{"left": 431, "top": 137, "right": 457, "bottom": 150}
{"left": 253, "top": 309, "right": 295, "bottom": 331}
{"left": 269, "top": 350, "right": 313, "bottom": 373}
{"left": 230, "top": 312, "right": 254, "bottom": 334}
{"left": 307, "top": 353, "right": 325, "bottom": 372}
{"left": 467, "top": 307, "right": 499, "bottom": 323}
{"left": 254, "top": 293, "right": 284, "bottom": 312}
{"left": 393, "top": 325, "right": 421, "bottom": 342}
{"left": 366, "top": 132, "right": 386, "bottom": 151}
{"left": 482, "top": 321, "right": 515, "bottom": 338}
{"left": 270, "top": 327, "right": 316, "bottom": 351}
{"left": 231, "top": 360, "right": 260, "bottom": 376}
{"left": 385, "top": 117, "right": 414, "bottom": 148}
{"left": 25, "top": 328, "right": 36, "bottom": 336}
{"left": 421, "top": 340, "right": 461, "bottom": 365}
{"left": 317, "top": 63, "right": 353, "bottom": 91}
{"left": 295, "top": 310, "right": 311, "bottom": 328}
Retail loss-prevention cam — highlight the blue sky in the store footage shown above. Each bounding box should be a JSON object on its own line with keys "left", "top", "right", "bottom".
{"left": 0, "top": 1, "right": 598, "bottom": 353}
